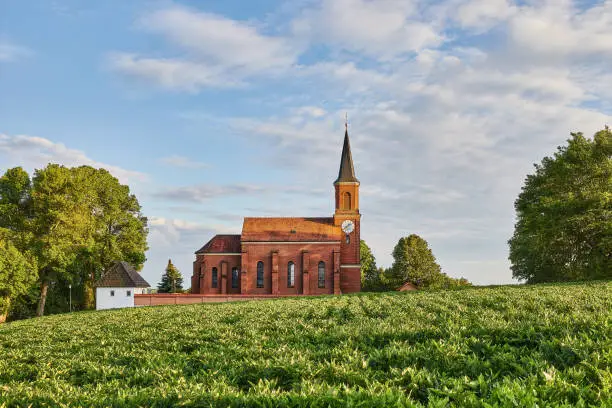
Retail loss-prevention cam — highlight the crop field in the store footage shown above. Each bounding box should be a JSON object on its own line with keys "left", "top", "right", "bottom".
{"left": 0, "top": 282, "right": 611, "bottom": 407}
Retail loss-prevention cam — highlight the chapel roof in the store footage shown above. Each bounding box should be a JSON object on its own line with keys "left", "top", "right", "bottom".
{"left": 95, "top": 261, "right": 150, "bottom": 288}
{"left": 334, "top": 129, "right": 359, "bottom": 184}
{"left": 195, "top": 234, "right": 242, "bottom": 254}
{"left": 241, "top": 217, "right": 342, "bottom": 242}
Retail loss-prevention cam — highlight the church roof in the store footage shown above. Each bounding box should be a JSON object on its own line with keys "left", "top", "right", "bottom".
{"left": 95, "top": 261, "right": 150, "bottom": 288}
{"left": 242, "top": 217, "right": 342, "bottom": 242}
{"left": 195, "top": 234, "right": 242, "bottom": 254}
{"left": 334, "top": 129, "right": 359, "bottom": 184}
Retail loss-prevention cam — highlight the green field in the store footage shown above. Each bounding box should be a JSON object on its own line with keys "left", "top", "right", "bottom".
{"left": 1, "top": 282, "right": 611, "bottom": 407}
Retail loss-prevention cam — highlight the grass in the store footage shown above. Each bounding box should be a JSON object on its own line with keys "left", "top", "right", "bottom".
{"left": 0, "top": 281, "right": 611, "bottom": 407}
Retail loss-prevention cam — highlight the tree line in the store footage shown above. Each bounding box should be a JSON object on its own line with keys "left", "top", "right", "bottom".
{"left": 0, "top": 165, "right": 148, "bottom": 322}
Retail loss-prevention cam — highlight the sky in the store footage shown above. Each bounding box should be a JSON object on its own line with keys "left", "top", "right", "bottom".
{"left": 1, "top": 0, "right": 611, "bottom": 287}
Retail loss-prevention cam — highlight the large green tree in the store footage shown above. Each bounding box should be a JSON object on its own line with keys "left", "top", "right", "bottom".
{"left": 509, "top": 128, "right": 611, "bottom": 283}
{"left": 0, "top": 230, "right": 36, "bottom": 323}
{"left": 360, "top": 240, "right": 384, "bottom": 291}
{"left": 385, "top": 234, "right": 447, "bottom": 289}
{"left": 158, "top": 259, "right": 183, "bottom": 293}
{"left": 30, "top": 164, "right": 96, "bottom": 316}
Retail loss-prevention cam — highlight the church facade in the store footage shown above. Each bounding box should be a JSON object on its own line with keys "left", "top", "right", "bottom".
{"left": 191, "top": 127, "right": 361, "bottom": 295}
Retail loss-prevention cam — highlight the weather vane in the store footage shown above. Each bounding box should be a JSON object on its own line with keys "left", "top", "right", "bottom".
{"left": 345, "top": 112, "right": 348, "bottom": 131}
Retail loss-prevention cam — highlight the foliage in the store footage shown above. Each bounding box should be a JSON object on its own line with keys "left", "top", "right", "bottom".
{"left": 0, "top": 282, "right": 610, "bottom": 406}
{"left": 0, "top": 230, "right": 36, "bottom": 322}
{"left": 360, "top": 240, "right": 384, "bottom": 291}
{"left": 0, "top": 168, "right": 37, "bottom": 322}
{"left": 509, "top": 128, "right": 612, "bottom": 283}
{"left": 66, "top": 166, "right": 148, "bottom": 309}
{"left": 0, "top": 167, "right": 33, "bottom": 236}
{"left": 157, "top": 259, "right": 184, "bottom": 293}
{"left": 385, "top": 234, "right": 447, "bottom": 289}
{"left": 0, "top": 165, "right": 148, "bottom": 318}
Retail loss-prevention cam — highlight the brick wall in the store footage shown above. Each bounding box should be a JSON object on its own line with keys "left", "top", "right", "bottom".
{"left": 190, "top": 242, "right": 362, "bottom": 295}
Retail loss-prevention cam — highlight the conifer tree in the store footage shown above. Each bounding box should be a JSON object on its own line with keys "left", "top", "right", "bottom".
{"left": 157, "top": 259, "right": 183, "bottom": 293}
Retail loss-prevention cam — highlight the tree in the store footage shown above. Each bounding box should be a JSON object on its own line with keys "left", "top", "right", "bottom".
{"left": 360, "top": 240, "right": 384, "bottom": 291}
{"left": 0, "top": 230, "right": 36, "bottom": 323}
{"left": 509, "top": 128, "right": 611, "bottom": 283}
{"left": 158, "top": 259, "right": 183, "bottom": 293}
{"left": 68, "top": 166, "right": 148, "bottom": 309}
{"left": 30, "top": 164, "right": 95, "bottom": 317}
{"left": 385, "top": 234, "right": 446, "bottom": 289}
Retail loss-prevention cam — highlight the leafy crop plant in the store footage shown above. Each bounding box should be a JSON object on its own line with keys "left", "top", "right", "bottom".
{"left": 0, "top": 282, "right": 610, "bottom": 407}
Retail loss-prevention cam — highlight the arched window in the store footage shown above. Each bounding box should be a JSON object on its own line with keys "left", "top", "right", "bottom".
{"left": 212, "top": 267, "right": 218, "bottom": 288}
{"left": 318, "top": 261, "right": 325, "bottom": 288}
{"left": 231, "top": 267, "right": 239, "bottom": 288}
{"left": 346, "top": 234, "right": 350, "bottom": 244}
{"left": 287, "top": 261, "right": 295, "bottom": 288}
{"left": 343, "top": 192, "right": 351, "bottom": 210}
{"left": 257, "top": 261, "right": 264, "bottom": 288}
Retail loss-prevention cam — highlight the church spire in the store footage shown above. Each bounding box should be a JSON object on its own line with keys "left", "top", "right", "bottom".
{"left": 334, "top": 122, "right": 359, "bottom": 184}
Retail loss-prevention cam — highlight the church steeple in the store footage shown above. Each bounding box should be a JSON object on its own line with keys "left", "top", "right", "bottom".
{"left": 333, "top": 123, "right": 360, "bottom": 215}
{"left": 332, "top": 121, "right": 361, "bottom": 294}
{"left": 334, "top": 128, "right": 359, "bottom": 184}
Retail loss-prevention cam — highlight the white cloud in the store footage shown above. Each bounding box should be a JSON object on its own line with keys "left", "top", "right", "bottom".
{"left": 293, "top": 106, "right": 327, "bottom": 118}
{"left": 109, "top": 6, "right": 299, "bottom": 90}
{"left": 138, "top": 7, "right": 297, "bottom": 72}
{"left": 0, "top": 133, "right": 147, "bottom": 184}
{"left": 455, "top": 0, "right": 516, "bottom": 30}
{"left": 107, "top": 52, "right": 244, "bottom": 91}
{"left": 292, "top": 0, "right": 441, "bottom": 57}
{"left": 0, "top": 40, "right": 32, "bottom": 62}
{"left": 159, "top": 155, "right": 210, "bottom": 169}
{"left": 154, "top": 182, "right": 326, "bottom": 203}
{"left": 509, "top": 0, "right": 612, "bottom": 57}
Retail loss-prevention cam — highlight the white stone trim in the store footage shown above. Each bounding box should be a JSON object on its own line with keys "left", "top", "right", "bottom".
{"left": 340, "top": 264, "right": 361, "bottom": 268}
{"left": 242, "top": 241, "right": 341, "bottom": 245}
{"left": 202, "top": 253, "right": 242, "bottom": 255}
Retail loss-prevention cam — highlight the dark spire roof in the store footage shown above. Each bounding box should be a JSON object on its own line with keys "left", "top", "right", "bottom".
{"left": 334, "top": 128, "right": 359, "bottom": 184}
{"left": 95, "top": 261, "right": 150, "bottom": 288}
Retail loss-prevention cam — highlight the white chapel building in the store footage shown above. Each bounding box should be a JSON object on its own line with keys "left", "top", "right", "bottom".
{"left": 95, "top": 261, "right": 150, "bottom": 310}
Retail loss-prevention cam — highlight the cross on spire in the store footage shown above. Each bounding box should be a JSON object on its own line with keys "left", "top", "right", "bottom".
{"left": 335, "top": 116, "right": 359, "bottom": 184}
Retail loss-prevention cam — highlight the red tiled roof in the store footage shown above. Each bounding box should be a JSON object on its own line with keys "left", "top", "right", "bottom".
{"left": 195, "top": 234, "right": 241, "bottom": 254}
{"left": 241, "top": 217, "right": 342, "bottom": 242}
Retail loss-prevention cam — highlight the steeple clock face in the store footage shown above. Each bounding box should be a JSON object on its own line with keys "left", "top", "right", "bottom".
{"left": 341, "top": 220, "right": 355, "bottom": 234}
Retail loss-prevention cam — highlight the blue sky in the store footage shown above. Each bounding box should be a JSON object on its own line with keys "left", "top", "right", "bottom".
{"left": 1, "top": 0, "right": 611, "bottom": 287}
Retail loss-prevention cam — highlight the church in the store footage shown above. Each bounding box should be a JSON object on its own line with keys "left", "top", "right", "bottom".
{"left": 191, "top": 126, "right": 361, "bottom": 295}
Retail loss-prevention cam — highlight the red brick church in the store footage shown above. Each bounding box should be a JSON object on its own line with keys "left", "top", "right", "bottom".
{"left": 191, "top": 127, "right": 361, "bottom": 295}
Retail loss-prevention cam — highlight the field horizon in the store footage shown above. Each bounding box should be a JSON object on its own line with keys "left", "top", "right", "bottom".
{"left": 1, "top": 281, "right": 610, "bottom": 407}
